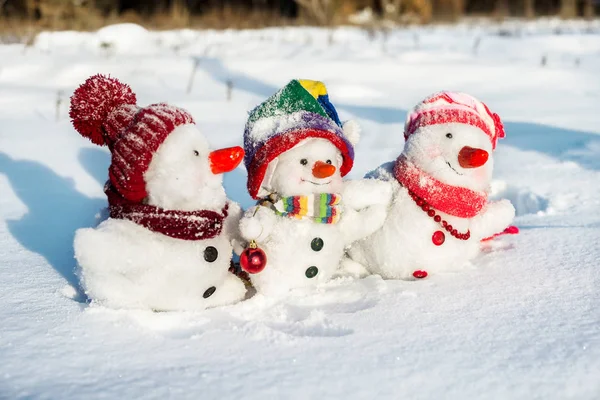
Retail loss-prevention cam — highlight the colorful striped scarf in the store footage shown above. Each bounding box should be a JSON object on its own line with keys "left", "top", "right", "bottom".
{"left": 267, "top": 193, "right": 342, "bottom": 224}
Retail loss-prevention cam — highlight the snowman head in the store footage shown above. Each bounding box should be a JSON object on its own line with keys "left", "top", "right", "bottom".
{"left": 266, "top": 138, "right": 344, "bottom": 196}
{"left": 402, "top": 92, "right": 505, "bottom": 192}
{"left": 243, "top": 79, "right": 359, "bottom": 199}
{"left": 70, "top": 74, "right": 243, "bottom": 211}
{"left": 145, "top": 124, "right": 244, "bottom": 211}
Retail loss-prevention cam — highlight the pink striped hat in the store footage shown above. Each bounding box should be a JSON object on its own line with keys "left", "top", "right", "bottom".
{"left": 404, "top": 91, "right": 505, "bottom": 149}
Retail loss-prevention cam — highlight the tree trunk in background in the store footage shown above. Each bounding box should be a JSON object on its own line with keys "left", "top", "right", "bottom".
{"left": 451, "top": 0, "right": 465, "bottom": 20}
{"left": 524, "top": 0, "right": 534, "bottom": 18}
{"left": 168, "top": 0, "right": 190, "bottom": 27}
{"left": 294, "top": 0, "right": 341, "bottom": 25}
{"left": 560, "top": 0, "right": 577, "bottom": 18}
{"left": 413, "top": 0, "right": 432, "bottom": 22}
{"left": 380, "top": 0, "right": 402, "bottom": 21}
{"left": 583, "top": 0, "right": 594, "bottom": 19}
{"left": 494, "top": 0, "right": 508, "bottom": 18}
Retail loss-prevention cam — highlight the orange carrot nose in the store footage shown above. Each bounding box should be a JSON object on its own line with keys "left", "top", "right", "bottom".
{"left": 458, "top": 146, "right": 489, "bottom": 169}
{"left": 209, "top": 146, "right": 244, "bottom": 174}
{"left": 312, "top": 161, "right": 336, "bottom": 179}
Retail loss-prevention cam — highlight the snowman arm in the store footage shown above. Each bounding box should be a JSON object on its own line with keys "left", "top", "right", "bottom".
{"left": 223, "top": 201, "right": 244, "bottom": 254}
{"left": 223, "top": 201, "right": 242, "bottom": 236}
{"left": 471, "top": 199, "right": 516, "bottom": 239}
{"left": 239, "top": 205, "right": 276, "bottom": 244}
{"left": 342, "top": 179, "right": 394, "bottom": 210}
{"left": 337, "top": 256, "right": 370, "bottom": 279}
{"left": 339, "top": 203, "right": 388, "bottom": 245}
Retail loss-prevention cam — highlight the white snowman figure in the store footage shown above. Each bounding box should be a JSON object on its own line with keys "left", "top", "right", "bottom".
{"left": 70, "top": 74, "right": 247, "bottom": 311}
{"left": 238, "top": 80, "right": 391, "bottom": 296}
{"left": 349, "top": 91, "right": 516, "bottom": 280}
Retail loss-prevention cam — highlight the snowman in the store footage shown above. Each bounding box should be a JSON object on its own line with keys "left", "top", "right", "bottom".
{"left": 348, "top": 91, "right": 516, "bottom": 279}
{"left": 70, "top": 74, "right": 247, "bottom": 311}
{"left": 238, "top": 80, "right": 392, "bottom": 296}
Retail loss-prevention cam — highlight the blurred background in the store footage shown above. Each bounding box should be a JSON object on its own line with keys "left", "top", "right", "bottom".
{"left": 0, "top": 0, "right": 598, "bottom": 36}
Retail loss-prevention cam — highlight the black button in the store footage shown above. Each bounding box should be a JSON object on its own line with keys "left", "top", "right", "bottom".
{"left": 204, "top": 246, "right": 218, "bottom": 262}
{"left": 203, "top": 286, "right": 216, "bottom": 298}
{"left": 305, "top": 266, "right": 318, "bottom": 279}
{"left": 311, "top": 238, "right": 324, "bottom": 252}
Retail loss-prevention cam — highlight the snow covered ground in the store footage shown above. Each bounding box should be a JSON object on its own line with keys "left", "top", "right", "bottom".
{"left": 1, "top": 19, "right": 600, "bottom": 399}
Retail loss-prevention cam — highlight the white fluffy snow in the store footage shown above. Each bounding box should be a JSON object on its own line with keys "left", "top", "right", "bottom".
{"left": 1, "top": 19, "right": 600, "bottom": 399}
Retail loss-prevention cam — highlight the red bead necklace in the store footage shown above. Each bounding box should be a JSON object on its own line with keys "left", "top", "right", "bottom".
{"left": 408, "top": 189, "right": 471, "bottom": 245}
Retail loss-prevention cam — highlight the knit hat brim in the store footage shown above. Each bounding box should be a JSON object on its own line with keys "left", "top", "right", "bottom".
{"left": 108, "top": 104, "right": 194, "bottom": 202}
{"left": 247, "top": 127, "right": 354, "bottom": 199}
{"left": 243, "top": 79, "right": 356, "bottom": 199}
{"left": 404, "top": 91, "right": 505, "bottom": 150}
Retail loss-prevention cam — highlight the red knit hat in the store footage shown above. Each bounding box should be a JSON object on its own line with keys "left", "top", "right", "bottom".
{"left": 70, "top": 74, "right": 194, "bottom": 202}
{"left": 404, "top": 91, "right": 505, "bottom": 150}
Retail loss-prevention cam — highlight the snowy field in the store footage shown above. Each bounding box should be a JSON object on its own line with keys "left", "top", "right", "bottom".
{"left": 1, "top": 19, "right": 600, "bottom": 399}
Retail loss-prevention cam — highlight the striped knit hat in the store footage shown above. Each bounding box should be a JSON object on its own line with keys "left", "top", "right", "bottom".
{"left": 405, "top": 91, "right": 505, "bottom": 149}
{"left": 70, "top": 74, "right": 194, "bottom": 202}
{"left": 244, "top": 79, "right": 360, "bottom": 200}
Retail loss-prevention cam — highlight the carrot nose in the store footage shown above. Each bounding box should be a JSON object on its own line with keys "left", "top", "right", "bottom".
{"left": 312, "top": 161, "right": 336, "bottom": 179}
{"left": 458, "top": 146, "right": 489, "bottom": 169}
{"left": 209, "top": 146, "right": 244, "bottom": 174}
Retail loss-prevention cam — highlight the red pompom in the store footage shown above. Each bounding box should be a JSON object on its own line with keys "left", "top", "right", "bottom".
{"left": 69, "top": 74, "right": 137, "bottom": 146}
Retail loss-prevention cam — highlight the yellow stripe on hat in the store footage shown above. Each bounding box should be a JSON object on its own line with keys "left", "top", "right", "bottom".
{"left": 298, "top": 80, "right": 328, "bottom": 99}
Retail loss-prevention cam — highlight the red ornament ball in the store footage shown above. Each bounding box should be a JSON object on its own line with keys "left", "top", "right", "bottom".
{"left": 432, "top": 230, "right": 445, "bottom": 246}
{"left": 240, "top": 246, "right": 267, "bottom": 274}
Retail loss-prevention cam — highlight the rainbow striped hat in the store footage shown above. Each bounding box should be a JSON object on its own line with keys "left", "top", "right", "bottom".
{"left": 243, "top": 79, "right": 360, "bottom": 200}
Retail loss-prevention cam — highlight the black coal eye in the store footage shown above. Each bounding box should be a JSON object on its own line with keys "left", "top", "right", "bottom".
{"left": 446, "top": 133, "right": 453, "bottom": 139}
{"left": 326, "top": 159, "right": 332, "bottom": 164}
{"left": 300, "top": 159, "right": 308, "bottom": 166}
{"left": 193, "top": 150, "right": 199, "bottom": 156}
{"left": 204, "top": 246, "right": 218, "bottom": 262}
{"left": 203, "top": 286, "right": 216, "bottom": 298}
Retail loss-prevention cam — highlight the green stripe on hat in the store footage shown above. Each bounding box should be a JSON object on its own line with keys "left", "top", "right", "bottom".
{"left": 247, "top": 80, "right": 328, "bottom": 125}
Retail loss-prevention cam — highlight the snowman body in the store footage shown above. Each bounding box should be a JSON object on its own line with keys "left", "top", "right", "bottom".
{"left": 349, "top": 164, "right": 481, "bottom": 279}
{"left": 244, "top": 215, "right": 345, "bottom": 296}
{"left": 75, "top": 214, "right": 244, "bottom": 310}
{"left": 74, "top": 123, "right": 247, "bottom": 310}
{"left": 349, "top": 117, "right": 515, "bottom": 279}
{"left": 240, "top": 138, "right": 391, "bottom": 295}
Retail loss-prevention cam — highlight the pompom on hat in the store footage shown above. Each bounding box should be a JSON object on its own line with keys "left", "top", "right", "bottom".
{"left": 70, "top": 74, "right": 194, "bottom": 202}
{"left": 243, "top": 79, "right": 359, "bottom": 200}
{"left": 404, "top": 91, "right": 505, "bottom": 149}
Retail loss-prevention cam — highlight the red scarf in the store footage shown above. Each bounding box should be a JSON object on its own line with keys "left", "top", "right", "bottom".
{"left": 104, "top": 183, "right": 228, "bottom": 241}
{"left": 394, "top": 156, "right": 487, "bottom": 218}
